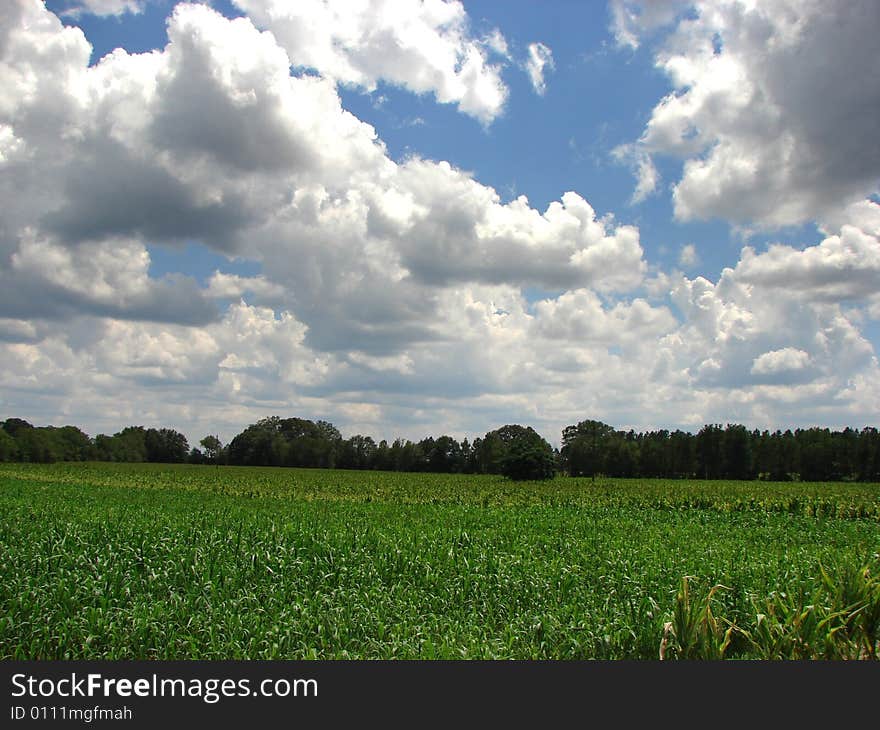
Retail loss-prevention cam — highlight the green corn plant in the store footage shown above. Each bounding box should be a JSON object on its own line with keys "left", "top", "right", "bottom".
{"left": 741, "top": 562, "right": 880, "bottom": 660}
{"left": 660, "top": 576, "right": 734, "bottom": 660}
{"left": 818, "top": 562, "right": 880, "bottom": 660}
{"left": 742, "top": 590, "right": 824, "bottom": 660}
{"left": 855, "top": 565, "right": 880, "bottom": 660}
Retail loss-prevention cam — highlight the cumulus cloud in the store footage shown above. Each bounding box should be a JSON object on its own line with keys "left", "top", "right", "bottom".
{"left": 666, "top": 209, "right": 880, "bottom": 392}
{"left": 2, "top": 0, "right": 879, "bottom": 444}
{"left": 734, "top": 201, "right": 880, "bottom": 302}
{"left": 483, "top": 28, "right": 510, "bottom": 59}
{"left": 532, "top": 290, "right": 677, "bottom": 348}
{"left": 4, "top": 2, "right": 636, "bottom": 353}
{"left": 618, "top": 0, "right": 880, "bottom": 227}
{"left": 525, "top": 42, "right": 554, "bottom": 95}
{"left": 0, "top": 302, "right": 332, "bottom": 442}
{"left": 0, "top": 232, "right": 218, "bottom": 325}
{"left": 819, "top": 198, "right": 880, "bottom": 239}
{"left": 231, "top": 0, "right": 509, "bottom": 124}
{"left": 0, "top": 1, "right": 655, "bottom": 423}
{"left": 751, "top": 348, "right": 810, "bottom": 376}
{"left": 384, "top": 168, "right": 647, "bottom": 293}
{"left": 0, "top": 318, "right": 39, "bottom": 343}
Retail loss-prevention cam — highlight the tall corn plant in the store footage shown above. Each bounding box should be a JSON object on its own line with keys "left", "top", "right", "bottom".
{"left": 743, "top": 589, "right": 827, "bottom": 660}
{"left": 741, "top": 561, "right": 879, "bottom": 660}
{"left": 660, "top": 577, "right": 734, "bottom": 660}
{"left": 818, "top": 563, "right": 880, "bottom": 660}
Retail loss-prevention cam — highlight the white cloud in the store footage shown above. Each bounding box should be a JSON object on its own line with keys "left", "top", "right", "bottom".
{"left": 619, "top": 0, "right": 880, "bottom": 227}
{"left": 750, "top": 348, "right": 810, "bottom": 376}
{"left": 820, "top": 198, "right": 880, "bottom": 238}
{"left": 531, "top": 290, "right": 677, "bottom": 348}
{"left": 1, "top": 0, "right": 879, "bottom": 444}
{"left": 666, "top": 211, "right": 879, "bottom": 392}
{"left": 0, "top": 232, "right": 218, "bottom": 325}
{"left": 94, "top": 318, "right": 221, "bottom": 385}
{"left": 678, "top": 243, "right": 698, "bottom": 268}
{"left": 525, "top": 42, "right": 554, "bottom": 95}
{"left": 734, "top": 202, "right": 880, "bottom": 302}
{"left": 231, "top": 0, "right": 509, "bottom": 124}
{"left": 384, "top": 169, "right": 648, "bottom": 293}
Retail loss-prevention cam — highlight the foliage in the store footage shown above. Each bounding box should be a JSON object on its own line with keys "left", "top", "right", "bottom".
{"left": 557, "top": 423, "right": 880, "bottom": 482}
{"left": 2, "top": 418, "right": 33, "bottom": 437}
{"left": 199, "top": 435, "right": 223, "bottom": 463}
{"left": 0, "top": 430, "right": 18, "bottom": 462}
{"left": 1, "top": 415, "right": 879, "bottom": 482}
{"left": 660, "top": 562, "right": 880, "bottom": 660}
{"left": 2, "top": 424, "right": 93, "bottom": 463}
{"left": 561, "top": 420, "right": 615, "bottom": 477}
{"left": 144, "top": 428, "right": 189, "bottom": 463}
{"left": 227, "top": 417, "right": 342, "bottom": 468}
{"left": 660, "top": 577, "right": 734, "bottom": 660}
{"left": 499, "top": 431, "right": 556, "bottom": 481}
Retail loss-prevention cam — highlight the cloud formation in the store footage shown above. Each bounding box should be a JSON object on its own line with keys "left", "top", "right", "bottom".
{"left": 667, "top": 207, "right": 879, "bottom": 394}
{"left": 615, "top": 0, "right": 880, "bottom": 227}
{"left": 231, "top": 0, "right": 510, "bottom": 124}
{"left": 1, "top": 1, "right": 878, "bottom": 446}
{"left": 750, "top": 348, "right": 810, "bottom": 377}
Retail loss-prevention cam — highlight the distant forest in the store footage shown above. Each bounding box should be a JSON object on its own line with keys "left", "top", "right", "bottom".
{"left": 2, "top": 415, "right": 880, "bottom": 483}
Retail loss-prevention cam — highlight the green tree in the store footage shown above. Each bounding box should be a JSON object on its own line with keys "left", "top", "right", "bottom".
{"left": 498, "top": 427, "right": 556, "bottom": 481}
{"left": 696, "top": 424, "right": 724, "bottom": 479}
{"left": 796, "top": 428, "right": 833, "bottom": 481}
{"left": 856, "top": 427, "right": 880, "bottom": 481}
{"left": 144, "top": 428, "right": 189, "bottom": 463}
{"left": 200, "top": 435, "right": 223, "bottom": 463}
{"left": 2, "top": 418, "right": 33, "bottom": 437}
{"left": 114, "top": 427, "right": 148, "bottom": 462}
{"left": 475, "top": 425, "right": 541, "bottom": 474}
{"left": 605, "top": 434, "right": 638, "bottom": 477}
{"left": 561, "top": 420, "right": 615, "bottom": 477}
{"left": 722, "top": 424, "right": 753, "bottom": 479}
{"left": 55, "top": 425, "right": 94, "bottom": 461}
{"left": 373, "top": 439, "right": 393, "bottom": 471}
{"left": 339, "top": 435, "right": 377, "bottom": 470}
{"left": 0, "top": 429, "right": 19, "bottom": 461}
{"left": 669, "top": 430, "right": 695, "bottom": 478}
{"left": 227, "top": 418, "right": 281, "bottom": 466}
{"left": 427, "top": 435, "right": 463, "bottom": 473}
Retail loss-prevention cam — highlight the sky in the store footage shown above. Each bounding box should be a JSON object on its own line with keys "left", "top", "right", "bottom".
{"left": 1, "top": 0, "right": 879, "bottom": 448}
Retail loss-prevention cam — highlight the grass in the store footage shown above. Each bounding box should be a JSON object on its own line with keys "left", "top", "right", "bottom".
{"left": 0, "top": 462, "right": 877, "bottom": 659}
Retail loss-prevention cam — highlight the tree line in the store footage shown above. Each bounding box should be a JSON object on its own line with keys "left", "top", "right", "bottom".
{"left": 1, "top": 416, "right": 879, "bottom": 482}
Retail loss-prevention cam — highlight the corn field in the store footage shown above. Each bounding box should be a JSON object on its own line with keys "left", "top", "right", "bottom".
{"left": 1, "top": 463, "right": 877, "bottom": 659}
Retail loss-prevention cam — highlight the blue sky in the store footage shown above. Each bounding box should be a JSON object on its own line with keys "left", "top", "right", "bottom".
{"left": 3, "top": 0, "right": 879, "bottom": 446}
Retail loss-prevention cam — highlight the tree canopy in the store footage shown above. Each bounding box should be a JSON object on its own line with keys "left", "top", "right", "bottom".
{"left": 1, "top": 415, "right": 878, "bottom": 482}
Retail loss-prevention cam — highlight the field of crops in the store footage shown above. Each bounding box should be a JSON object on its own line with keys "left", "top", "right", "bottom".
{"left": 1, "top": 462, "right": 878, "bottom": 659}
